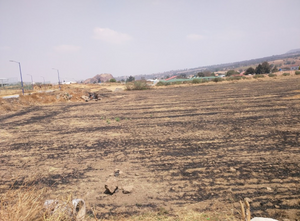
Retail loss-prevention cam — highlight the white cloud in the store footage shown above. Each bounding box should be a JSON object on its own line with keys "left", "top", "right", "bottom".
{"left": 54, "top": 44, "right": 81, "bottom": 53}
{"left": 93, "top": 28, "right": 132, "bottom": 44}
{"left": 186, "top": 34, "right": 205, "bottom": 41}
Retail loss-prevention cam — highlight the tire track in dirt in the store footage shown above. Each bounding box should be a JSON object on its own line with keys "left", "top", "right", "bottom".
{"left": 0, "top": 78, "right": 300, "bottom": 219}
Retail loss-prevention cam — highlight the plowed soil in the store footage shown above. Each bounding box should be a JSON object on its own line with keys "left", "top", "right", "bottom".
{"left": 1, "top": 77, "right": 300, "bottom": 220}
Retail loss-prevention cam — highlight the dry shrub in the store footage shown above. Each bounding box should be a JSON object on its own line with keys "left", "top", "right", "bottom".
{"left": 125, "top": 81, "right": 150, "bottom": 90}
{"left": 0, "top": 185, "right": 46, "bottom": 221}
{"left": 0, "top": 97, "right": 20, "bottom": 112}
{"left": 19, "top": 93, "right": 57, "bottom": 105}
{"left": 0, "top": 183, "right": 82, "bottom": 221}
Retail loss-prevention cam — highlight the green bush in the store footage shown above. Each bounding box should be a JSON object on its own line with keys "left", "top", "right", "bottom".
{"left": 282, "top": 73, "right": 290, "bottom": 76}
{"left": 212, "top": 77, "right": 223, "bottom": 82}
{"left": 126, "top": 81, "right": 150, "bottom": 90}
{"left": 226, "top": 76, "right": 243, "bottom": 81}
{"left": 192, "top": 79, "right": 201, "bottom": 84}
{"left": 156, "top": 81, "right": 166, "bottom": 86}
{"left": 253, "top": 74, "right": 265, "bottom": 79}
{"left": 109, "top": 78, "right": 116, "bottom": 82}
{"left": 295, "top": 71, "right": 300, "bottom": 75}
{"left": 268, "top": 73, "right": 276, "bottom": 77}
{"left": 172, "top": 81, "right": 183, "bottom": 85}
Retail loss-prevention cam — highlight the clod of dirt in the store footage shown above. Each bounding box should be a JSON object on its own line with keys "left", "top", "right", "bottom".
{"left": 105, "top": 176, "right": 118, "bottom": 194}
{"left": 122, "top": 185, "right": 133, "bottom": 194}
{"left": 229, "top": 167, "right": 236, "bottom": 172}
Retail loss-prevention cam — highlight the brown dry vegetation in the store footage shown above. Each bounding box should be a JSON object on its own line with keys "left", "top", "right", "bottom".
{"left": 0, "top": 75, "right": 300, "bottom": 220}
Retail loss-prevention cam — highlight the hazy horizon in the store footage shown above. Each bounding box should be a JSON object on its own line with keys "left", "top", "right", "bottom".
{"left": 1, "top": 0, "right": 300, "bottom": 83}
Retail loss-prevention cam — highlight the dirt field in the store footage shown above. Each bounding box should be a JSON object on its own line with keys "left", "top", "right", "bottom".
{"left": 1, "top": 77, "right": 300, "bottom": 220}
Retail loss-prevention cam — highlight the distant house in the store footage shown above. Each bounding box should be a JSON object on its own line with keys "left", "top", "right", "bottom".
{"left": 279, "top": 67, "right": 290, "bottom": 71}
{"left": 290, "top": 66, "right": 299, "bottom": 70}
{"left": 165, "top": 76, "right": 177, "bottom": 81}
{"left": 62, "top": 81, "right": 76, "bottom": 85}
{"left": 146, "top": 79, "right": 159, "bottom": 86}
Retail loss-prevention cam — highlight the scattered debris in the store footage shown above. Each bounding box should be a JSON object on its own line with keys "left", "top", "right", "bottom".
{"left": 105, "top": 176, "right": 118, "bottom": 194}
{"left": 57, "top": 92, "right": 73, "bottom": 100}
{"left": 81, "top": 92, "right": 102, "bottom": 102}
{"left": 44, "top": 198, "right": 86, "bottom": 221}
{"left": 105, "top": 169, "right": 134, "bottom": 195}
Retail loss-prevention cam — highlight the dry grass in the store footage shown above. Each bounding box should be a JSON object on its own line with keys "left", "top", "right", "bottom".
{"left": 0, "top": 183, "right": 81, "bottom": 221}
{"left": 107, "top": 210, "right": 237, "bottom": 221}
{"left": 0, "top": 184, "right": 46, "bottom": 221}
{"left": 0, "top": 184, "right": 238, "bottom": 221}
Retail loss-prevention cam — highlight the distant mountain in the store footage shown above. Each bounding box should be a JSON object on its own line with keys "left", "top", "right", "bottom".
{"left": 84, "top": 73, "right": 114, "bottom": 84}
{"left": 116, "top": 49, "right": 300, "bottom": 81}
{"left": 286, "top": 48, "right": 300, "bottom": 54}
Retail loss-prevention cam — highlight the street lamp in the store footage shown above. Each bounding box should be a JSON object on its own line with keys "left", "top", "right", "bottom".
{"left": 27, "top": 74, "right": 34, "bottom": 90}
{"left": 9, "top": 60, "right": 24, "bottom": 95}
{"left": 52, "top": 68, "right": 61, "bottom": 90}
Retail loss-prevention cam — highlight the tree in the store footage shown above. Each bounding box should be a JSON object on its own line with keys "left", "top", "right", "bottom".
{"left": 109, "top": 78, "right": 116, "bottom": 82}
{"left": 261, "top": 61, "right": 271, "bottom": 73}
{"left": 177, "top": 74, "right": 186, "bottom": 79}
{"left": 271, "top": 66, "right": 279, "bottom": 73}
{"left": 197, "top": 72, "right": 204, "bottom": 77}
{"left": 226, "top": 70, "right": 239, "bottom": 77}
{"left": 245, "top": 67, "right": 255, "bottom": 75}
{"left": 255, "top": 64, "right": 264, "bottom": 74}
{"left": 126, "top": 76, "right": 135, "bottom": 82}
{"left": 203, "top": 70, "right": 211, "bottom": 76}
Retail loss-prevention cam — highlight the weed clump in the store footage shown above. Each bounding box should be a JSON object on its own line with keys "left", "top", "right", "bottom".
{"left": 282, "top": 72, "right": 290, "bottom": 76}
{"left": 126, "top": 81, "right": 150, "bottom": 90}
{"left": 253, "top": 74, "right": 265, "bottom": 79}
{"left": 268, "top": 73, "right": 276, "bottom": 77}
{"left": 295, "top": 71, "right": 300, "bottom": 75}
{"left": 192, "top": 79, "right": 202, "bottom": 84}
{"left": 212, "top": 77, "right": 224, "bottom": 82}
{"left": 0, "top": 184, "right": 46, "bottom": 221}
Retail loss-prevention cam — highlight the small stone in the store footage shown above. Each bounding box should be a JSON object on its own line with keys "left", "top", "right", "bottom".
{"left": 266, "top": 187, "right": 272, "bottom": 191}
{"left": 274, "top": 205, "right": 280, "bottom": 209}
{"left": 122, "top": 185, "right": 133, "bottom": 194}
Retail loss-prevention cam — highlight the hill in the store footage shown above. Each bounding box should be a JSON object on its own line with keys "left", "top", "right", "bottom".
{"left": 116, "top": 49, "right": 300, "bottom": 80}
{"left": 83, "top": 73, "right": 114, "bottom": 84}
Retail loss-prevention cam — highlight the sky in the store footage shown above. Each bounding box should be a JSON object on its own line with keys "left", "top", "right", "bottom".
{"left": 1, "top": 0, "right": 300, "bottom": 83}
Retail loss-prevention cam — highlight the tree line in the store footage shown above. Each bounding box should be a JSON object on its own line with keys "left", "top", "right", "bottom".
{"left": 244, "top": 62, "right": 278, "bottom": 75}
